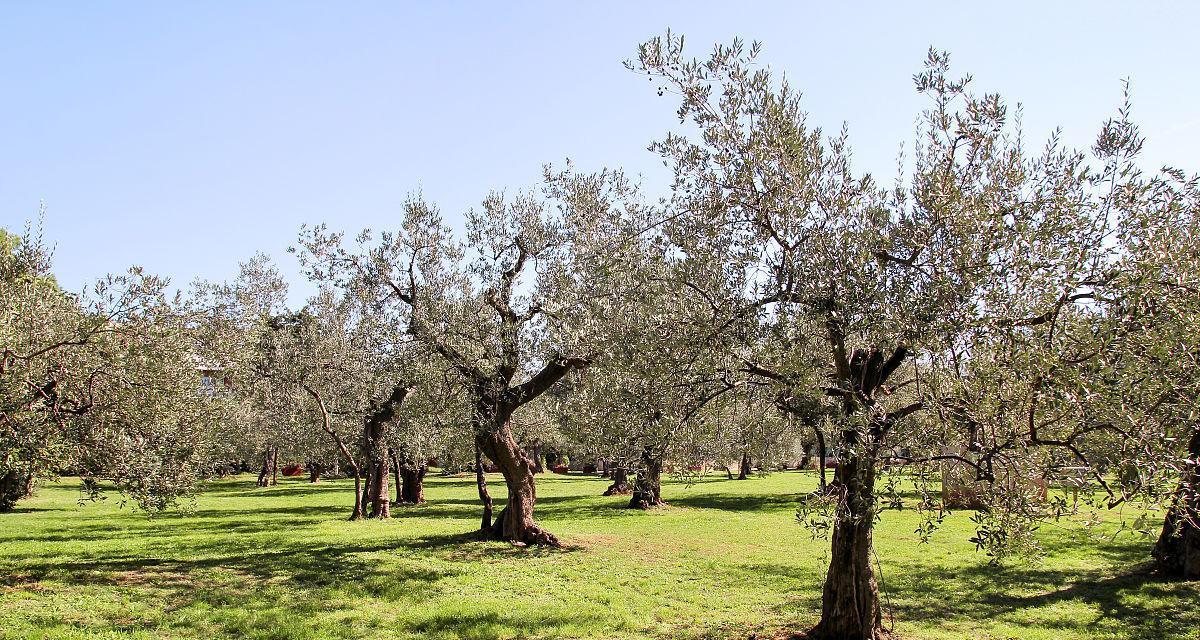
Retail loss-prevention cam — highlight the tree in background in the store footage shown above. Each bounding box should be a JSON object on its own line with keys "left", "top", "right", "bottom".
{"left": 296, "top": 172, "right": 632, "bottom": 543}
{"left": 1, "top": 217, "right": 225, "bottom": 512}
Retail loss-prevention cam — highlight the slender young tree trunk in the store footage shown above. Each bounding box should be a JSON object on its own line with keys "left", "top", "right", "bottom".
{"left": 815, "top": 427, "right": 829, "bottom": 493}
{"left": 738, "top": 451, "right": 752, "bottom": 480}
{"left": 809, "top": 454, "right": 883, "bottom": 640}
{"left": 604, "top": 467, "right": 631, "bottom": 495}
{"left": 391, "top": 449, "right": 402, "bottom": 506}
{"left": 1154, "top": 429, "right": 1200, "bottom": 578}
{"left": 475, "top": 445, "right": 493, "bottom": 532}
{"left": 600, "top": 459, "right": 610, "bottom": 478}
{"left": 270, "top": 447, "right": 279, "bottom": 486}
{"left": 257, "top": 448, "right": 272, "bottom": 487}
{"left": 629, "top": 449, "right": 664, "bottom": 509}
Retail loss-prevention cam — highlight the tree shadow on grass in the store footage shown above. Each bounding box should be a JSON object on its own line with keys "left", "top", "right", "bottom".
{"left": 720, "top": 523, "right": 1200, "bottom": 640}
{"left": 664, "top": 492, "right": 803, "bottom": 513}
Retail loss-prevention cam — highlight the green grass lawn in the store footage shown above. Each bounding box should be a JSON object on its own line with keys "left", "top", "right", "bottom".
{"left": 1, "top": 471, "right": 1196, "bottom": 640}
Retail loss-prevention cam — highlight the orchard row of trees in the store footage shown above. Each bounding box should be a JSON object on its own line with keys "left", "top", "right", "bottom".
{"left": 3, "top": 35, "right": 1197, "bottom": 640}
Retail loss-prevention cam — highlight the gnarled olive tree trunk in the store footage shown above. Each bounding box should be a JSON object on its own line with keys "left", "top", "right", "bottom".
{"left": 256, "top": 447, "right": 276, "bottom": 487}
{"left": 737, "top": 451, "right": 752, "bottom": 480}
{"left": 604, "top": 467, "right": 631, "bottom": 495}
{"left": 366, "top": 455, "right": 390, "bottom": 519}
{"left": 1154, "top": 429, "right": 1200, "bottom": 578}
{"left": 807, "top": 342, "right": 916, "bottom": 640}
{"left": 400, "top": 464, "right": 427, "bottom": 504}
{"left": 477, "top": 411, "right": 558, "bottom": 546}
{"left": 629, "top": 448, "right": 664, "bottom": 509}
{"left": 809, "top": 455, "right": 882, "bottom": 640}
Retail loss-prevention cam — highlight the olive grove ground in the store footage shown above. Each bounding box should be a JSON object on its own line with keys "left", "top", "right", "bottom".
{"left": 0, "top": 472, "right": 1196, "bottom": 640}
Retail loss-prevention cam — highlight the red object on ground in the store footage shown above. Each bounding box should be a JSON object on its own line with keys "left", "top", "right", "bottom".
{"left": 551, "top": 465, "right": 570, "bottom": 474}
{"left": 281, "top": 464, "right": 305, "bottom": 477}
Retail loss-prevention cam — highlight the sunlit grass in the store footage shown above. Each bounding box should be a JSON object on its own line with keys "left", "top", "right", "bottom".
{"left": 1, "top": 471, "right": 1195, "bottom": 639}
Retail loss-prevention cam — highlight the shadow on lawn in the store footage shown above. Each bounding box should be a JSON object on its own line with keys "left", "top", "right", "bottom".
{"left": 722, "top": 523, "right": 1200, "bottom": 640}
{"left": 666, "top": 492, "right": 803, "bottom": 513}
{"left": 3, "top": 524, "right": 585, "bottom": 637}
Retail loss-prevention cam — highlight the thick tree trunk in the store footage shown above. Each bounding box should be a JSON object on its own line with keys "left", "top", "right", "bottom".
{"left": 367, "top": 455, "right": 390, "bottom": 519}
{"left": 629, "top": 449, "right": 664, "bottom": 509}
{"left": 808, "top": 455, "right": 883, "bottom": 640}
{"left": 604, "top": 467, "right": 631, "bottom": 495}
{"left": 400, "top": 465, "right": 427, "bottom": 504}
{"left": 0, "top": 469, "right": 30, "bottom": 512}
{"left": 478, "top": 417, "right": 559, "bottom": 546}
{"left": 738, "top": 451, "right": 752, "bottom": 480}
{"left": 307, "top": 461, "right": 322, "bottom": 483}
{"left": 475, "top": 445, "right": 493, "bottom": 532}
{"left": 1153, "top": 429, "right": 1200, "bottom": 579}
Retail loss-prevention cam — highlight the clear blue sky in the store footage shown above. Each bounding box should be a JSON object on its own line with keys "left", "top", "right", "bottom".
{"left": 2, "top": 2, "right": 1196, "bottom": 302}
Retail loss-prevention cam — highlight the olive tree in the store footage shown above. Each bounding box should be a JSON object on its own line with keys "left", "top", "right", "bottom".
{"left": 297, "top": 172, "right": 630, "bottom": 544}
{"left": 632, "top": 35, "right": 1138, "bottom": 639}
{"left": 2, "top": 219, "right": 224, "bottom": 512}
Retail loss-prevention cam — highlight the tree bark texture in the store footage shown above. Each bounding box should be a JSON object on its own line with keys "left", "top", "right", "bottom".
{"left": 604, "top": 467, "right": 631, "bottom": 495}
{"left": 1154, "top": 429, "right": 1200, "bottom": 578}
{"left": 629, "top": 448, "right": 664, "bottom": 509}
{"left": 738, "top": 451, "right": 752, "bottom": 480}
{"left": 400, "top": 464, "right": 427, "bottom": 504}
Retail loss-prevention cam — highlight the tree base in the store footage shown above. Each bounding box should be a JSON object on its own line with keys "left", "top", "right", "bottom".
{"left": 1153, "top": 518, "right": 1200, "bottom": 579}
{"left": 603, "top": 481, "right": 632, "bottom": 496}
{"left": 628, "top": 495, "right": 665, "bottom": 510}
{"left": 791, "top": 626, "right": 894, "bottom": 640}
{"left": 486, "top": 505, "right": 561, "bottom": 547}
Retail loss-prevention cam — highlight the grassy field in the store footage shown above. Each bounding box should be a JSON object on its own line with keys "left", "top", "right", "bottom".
{"left": 0, "top": 471, "right": 1196, "bottom": 640}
